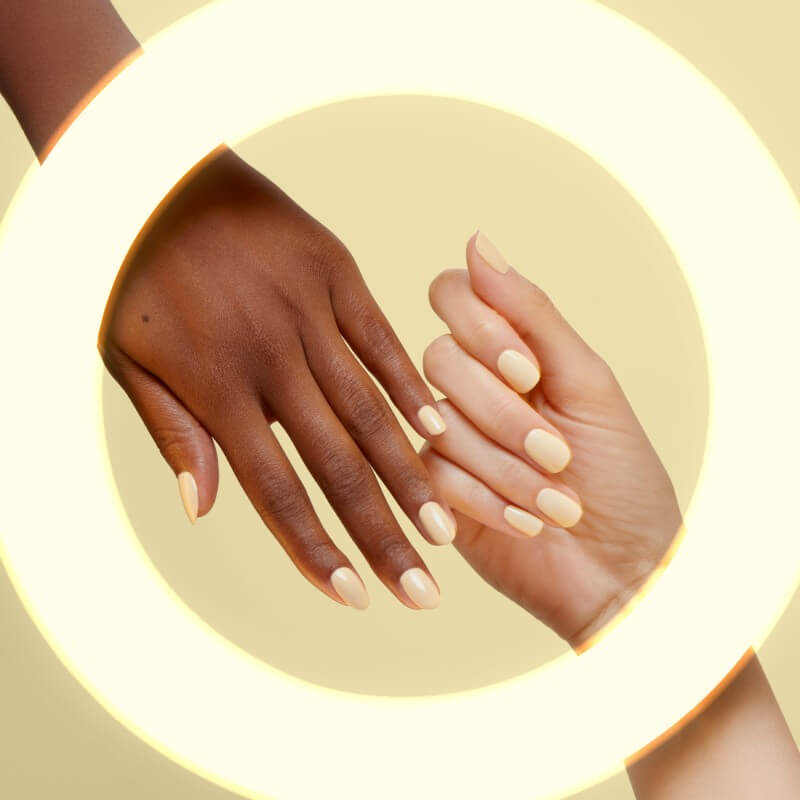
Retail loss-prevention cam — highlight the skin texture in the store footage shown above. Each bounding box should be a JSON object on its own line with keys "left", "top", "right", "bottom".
{"left": 627, "top": 650, "right": 800, "bottom": 799}
{"left": 97, "top": 144, "right": 455, "bottom": 609}
{"left": 0, "top": 0, "right": 455, "bottom": 610}
{"left": 421, "top": 232, "right": 684, "bottom": 647}
{"left": 425, "top": 234, "right": 800, "bottom": 797}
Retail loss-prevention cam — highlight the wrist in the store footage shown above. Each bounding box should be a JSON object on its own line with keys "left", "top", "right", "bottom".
{"left": 0, "top": 0, "right": 140, "bottom": 160}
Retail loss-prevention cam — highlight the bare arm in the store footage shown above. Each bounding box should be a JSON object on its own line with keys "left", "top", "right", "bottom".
{"left": 0, "top": 0, "right": 140, "bottom": 160}
{"left": 627, "top": 651, "right": 800, "bottom": 800}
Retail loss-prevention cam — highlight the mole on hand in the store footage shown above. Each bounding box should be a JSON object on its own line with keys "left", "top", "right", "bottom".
{"left": 141, "top": 314, "right": 150, "bottom": 323}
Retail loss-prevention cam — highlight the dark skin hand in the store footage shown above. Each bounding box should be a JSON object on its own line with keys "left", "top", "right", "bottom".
{"left": 97, "top": 144, "right": 456, "bottom": 610}
{"left": 0, "top": 0, "right": 454, "bottom": 611}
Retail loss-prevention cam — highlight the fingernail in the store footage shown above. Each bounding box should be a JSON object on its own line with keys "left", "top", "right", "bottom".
{"left": 418, "top": 404, "right": 447, "bottom": 436}
{"left": 536, "top": 488, "right": 583, "bottom": 528}
{"left": 475, "top": 230, "right": 510, "bottom": 273}
{"left": 523, "top": 429, "right": 571, "bottom": 473}
{"left": 177, "top": 471, "right": 198, "bottom": 523}
{"left": 330, "top": 566, "right": 370, "bottom": 609}
{"left": 419, "top": 501, "right": 456, "bottom": 545}
{"left": 497, "top": 349, "right": 541, "bottom": 393}
{"left": 400, "top": 567, "right": 440, "bottom": 609}
{"left": 503, "top": 505, "right": 544, "bottom": 537}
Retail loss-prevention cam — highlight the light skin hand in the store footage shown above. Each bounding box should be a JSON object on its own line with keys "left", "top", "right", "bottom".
{"left": 424, "top": 233, "right": 800, "bottom": 795}
{"left": 421, "top": 231, "right": 682, "bottom": 647}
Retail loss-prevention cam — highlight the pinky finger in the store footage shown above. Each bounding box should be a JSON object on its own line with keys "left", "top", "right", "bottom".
{"left": 420, "top": 446, "right": 545, "bottom": 539}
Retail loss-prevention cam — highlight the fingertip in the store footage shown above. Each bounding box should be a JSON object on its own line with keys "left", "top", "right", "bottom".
{"left": 471, "top": 229, "right": 510, "bottom": 274}
{"left": 177, "top": 471, "right": 198, "bottom": 524}
{"left": 417, "top": 404, "right": 447, "bottom": 436}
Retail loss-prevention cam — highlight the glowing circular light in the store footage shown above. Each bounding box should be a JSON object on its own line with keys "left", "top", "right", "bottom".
{"left": 1, "top": 0, "right": 799, "bottom": 798}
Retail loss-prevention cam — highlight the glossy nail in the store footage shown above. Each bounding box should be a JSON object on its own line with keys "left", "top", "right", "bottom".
{"left": 503, "top": 505, "right": 544, "bottom": 537}
{"left": 536, "top": 488, "right": 583, "bottom": 528}
{"left": 330, "top": 566, "right": 370, "bottom": 609}
{"left": 177, "top": 471, "right": 198, "bottom": 524}
{"left": 523, "top": 429, "right": 571, "bottom": 473}
{"left": 419, "top": 501, "right": 456, "bottom": 544}
{"left": 475, "top": 230, "right": 510, "bottom": 273}
{"left": 418, "top": 404, "right": 447, "bottom": 436}
{"left": 400, "top": 568, "right": 440, "bottom": 609}
{"left": 497, "top": 349, "right": 540, "bottom": 393}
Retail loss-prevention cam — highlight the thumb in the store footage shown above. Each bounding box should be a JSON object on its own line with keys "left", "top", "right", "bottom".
{"left": 466, "top": 230, "right": 610, "bottom": 403}
{"left": 100, "top": 345, "right": 219, "bottom": 523}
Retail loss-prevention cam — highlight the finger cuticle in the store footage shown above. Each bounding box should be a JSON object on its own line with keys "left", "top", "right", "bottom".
{"left": 399, "top": 567, "right": 440, "bottom": 609}
{"left": 330, "top": 566, "right": 370, "bottom": 610}
{"left": 503, "top": 505, "right": 544, "bottom": 537}
{"left": 497, "top": 349, "right": 540, "bottom": 393}
{"left": 523, "top": 428, "right": 571, "bottom": 473}
{"left": 419, "top": 500, "right": 456, "bottom": 545}
{"left": 418, "top": 404, "right": 447, "bottom": 436}
{"left": 536, "top": 488, "right": 583, "bottom": 528}
{"left": 475, "top": 230, "right": 510, "bottom": 273}
{"left": 177, "top": 471, "right": 198, "bottom": 524}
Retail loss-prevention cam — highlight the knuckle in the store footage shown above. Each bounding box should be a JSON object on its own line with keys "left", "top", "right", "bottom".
{"left": 586, "top": 354, "right": 618, "bottom": 392}
{"left": 358, "top": 312, "right": 400, "bottom": 365}
{"left": 305, "top": 231, "right": 354, "bottom": 279}
{"left": 471, "top": 314, "right": 504, "bottom": 344}
{"left": 395, "top": 463, "right": 431, "bottom": 504}
{"left": 428, "top": 269, "right": 466, "bottom": 310}
{"left": 369, "top": 529, "right": 411, "bottom": 568}
{"left": 423, "top": 334, "right": 457, "bottom": 378}
{"left": 340, "top": 379, "right": 394, "bottom": 441}
{"left": 318, "top": 449, "right": 374, "bottom": 500}
{"left": 496, "top": 456, "right": 526, "bottom": 490}
{"left": 155, "top": 426, "right": 194, "bottom": 466}
{"left": 488, "top": 393, "right": 519, "bottom": 437}
{"left": 524, "top": 281, "right": 552, "bottom": 309}
{"left": 465, "top": 476, "right": 493, "bottom": 510}
{"left": 260, "top": 478, "right": 309, "bottom": 524}
{"left": 303, "top": 538, "right": 341, "bottom": 568}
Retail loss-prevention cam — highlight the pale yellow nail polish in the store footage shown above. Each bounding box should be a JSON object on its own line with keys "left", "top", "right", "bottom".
{"left": 475, "top": 230, "right": 510, "bottom": 273}
{"left": 177, "top": 471, "right": 198, "bottom": 524}
{"left": 419, "top": 501, "right": 456, "bottom": 545}
{"left": 400, "top": 568, "right": 440, "bottom": 609}
{"left": 330, "top": 566, "right": 370, "bottom": 609}
{"left": 418, "top": 405, "right": 447, "bottom": 436}
{"left": 503, "top": 505, "right": 544, "bottom": 537}
{"left": 523, "top": 429, "right": 571, "bottom": 473}
{"left": 497, "top": 349, "right": 541, "bottom": 393}
{"left": 536, "top": 488, "right": 583, "bottom": 528}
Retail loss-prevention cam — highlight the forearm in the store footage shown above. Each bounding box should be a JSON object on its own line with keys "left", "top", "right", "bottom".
{"left": 0, "top": 0, "right": 140, "bottom": 161}
{"left": 627, "top": 650, "right": 800, "bottom": 800}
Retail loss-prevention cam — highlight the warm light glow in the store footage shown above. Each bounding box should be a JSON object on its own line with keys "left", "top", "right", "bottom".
{"left": 1, "top": 0, "right": 799, "bottom": 798}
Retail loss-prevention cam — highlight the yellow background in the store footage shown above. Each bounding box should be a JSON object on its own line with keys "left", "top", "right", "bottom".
{"left": 0, "top": 1, "right": 797, "bottom": 797}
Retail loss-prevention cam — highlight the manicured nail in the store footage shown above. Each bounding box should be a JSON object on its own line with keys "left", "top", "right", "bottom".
{"left": 330, "top": 566, "right": 370, "bottom": 609}
{"left": 503, "top": 505, "right": 544, "bottom": 537}
{"left": 475, "top": 230, "right": 510, "bottom": 273}
{"left": 497, "top": 349, "right": 541, "bottom": 393}
{"left": 418, "top": 404, "right": 447, "bottom": 436}
{"left": 523, "top": 429, "right": 571, "bottom": 473}
{"left": 419, "top": 501, "right": 456, "bottom": 545}
{"left": 536, "top": 488, "right": 583, "bottom": 528}
{"left": 177, "top": 471, "right": 198, "bottom": 524}
{"left": 400, "top": 568, "right": 440, "bottom": 609}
